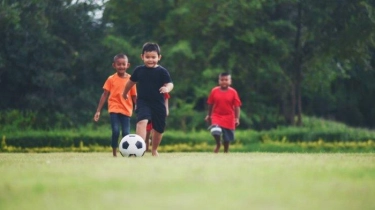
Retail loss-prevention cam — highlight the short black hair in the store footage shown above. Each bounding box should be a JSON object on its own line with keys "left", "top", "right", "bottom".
{"left": 142, "top": 42, "right": 161, "bottom": 55}
{"left": 219, "top": 72, "right": 230, "bottom": 77}
{"left": 113, "top": 54, "right": 128, "bottom": 62}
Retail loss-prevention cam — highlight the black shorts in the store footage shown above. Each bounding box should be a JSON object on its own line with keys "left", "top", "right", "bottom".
{"left": 221, "top": 128, "right": 235, "bottom": 142}
{"left": 210, "top": 126, "right": 235, "bottom": 142}
{"left": 136, "top": 99, "right": 166, "bottom": 133}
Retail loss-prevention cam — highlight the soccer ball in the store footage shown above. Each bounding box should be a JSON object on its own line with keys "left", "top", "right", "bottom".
{"left": 119, "top": 134, "right": 146, "bottom": 157}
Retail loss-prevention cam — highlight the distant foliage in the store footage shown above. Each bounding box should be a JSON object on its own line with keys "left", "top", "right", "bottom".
{"left": 0, "top": 0, "right": 375, "bottom": 130}
{"left": 1, "top": 117, "right": 375, "bottom": 152}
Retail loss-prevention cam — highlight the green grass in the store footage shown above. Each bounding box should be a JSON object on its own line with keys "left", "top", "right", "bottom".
{"left": 1, "top": 152, "right": 375, "bottom": 210}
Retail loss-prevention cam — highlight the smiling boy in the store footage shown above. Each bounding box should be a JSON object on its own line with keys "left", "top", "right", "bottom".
{"left": 123, "top": 42, "right": 173, "bottom": 156}
{"left": 94, "top": 54, "right": 137, "bottom": 157}
{"left": 205, "top": 73, "right": 242, "bottom": 153}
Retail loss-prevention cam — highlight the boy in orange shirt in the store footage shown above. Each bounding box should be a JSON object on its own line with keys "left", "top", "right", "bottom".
{"left": 94, "top": 54, "right": 137, "bottom": 157}
{"left": 205, "top": 72, "right": 242, "bottom": 153}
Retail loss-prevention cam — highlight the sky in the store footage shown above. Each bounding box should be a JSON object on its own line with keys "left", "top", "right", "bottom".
{"left": 78, "top": 0, "right": 108, "bottom": 19}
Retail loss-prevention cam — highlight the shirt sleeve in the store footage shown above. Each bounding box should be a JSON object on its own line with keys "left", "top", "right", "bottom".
{"left": 103, "top": 76, "right": 112, "bottom": 91}
{"left": 162, "top": 68, "right": 172, "bottom": 84}
{"left": 233, "top": 89, "right": 242, "bottom": 107}
{"left": 130, "top": 67, "right": 139, "bottom": 82}
{"left": 207, "top": 88, "right": 215, "bottom": 105}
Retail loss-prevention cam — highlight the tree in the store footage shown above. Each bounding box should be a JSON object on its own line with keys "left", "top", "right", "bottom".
{"left": 0, "top": 0, "right": 104, "bottom": 128}
{"left": 286, "top": 0, "right": 375, "bottom": 125}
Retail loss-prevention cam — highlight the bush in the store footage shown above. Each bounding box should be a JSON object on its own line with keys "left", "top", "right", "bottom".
{"left": 1, "top": 116, "right": 375, "bottom": 151}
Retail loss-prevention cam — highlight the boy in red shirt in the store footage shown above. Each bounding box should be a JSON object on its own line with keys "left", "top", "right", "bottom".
{"left": 205, "top": 73, "right": 242, "bottom": 153}
{"left": 94, "top": 54, "right": 137, "bottom": 157}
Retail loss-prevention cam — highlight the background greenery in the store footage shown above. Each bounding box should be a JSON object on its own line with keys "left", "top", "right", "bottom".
{"left": 1, "top": 0, "right": 375, "bottom": 132}
{"left": 1, "top": 116, "right": 375, "bottom": 153}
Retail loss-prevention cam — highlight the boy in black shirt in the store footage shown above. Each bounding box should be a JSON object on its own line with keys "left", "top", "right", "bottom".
{"left": 123, "top": 42, "right": 173, "bottom": 156}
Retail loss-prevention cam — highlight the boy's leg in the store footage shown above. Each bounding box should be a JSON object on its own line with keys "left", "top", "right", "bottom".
{"left": 223, "top": 142, "right": 229, "bottom": 153}
{"left": 222, "top": 129, "right": 234, "bottom": 153}
{"left": 119, "top": 114, "right": 130, "bottom": 138}
{"left": 209, "top": 125, "right": 222, "bottom": 153}
{"left": 213, "top": 135, "right": 221, "bottom": 153}
{"left": 136, "top": 119, "right": 148, "bottom": 143}
{"left": 151, "top": 131, "right": 163, "bottom": 156}
{"left": 145, "top": 130, "right": 151, "bottom": 151}
{"left": 135, "top": 99, "right": 152, "bottom": 146}
{"left": 149, "top": 103, "right": 167, "bottom": 157}
{"left": 110, "top": 113, "right": 120, "bottom": 157}
{"left": 145, "top": 122, "right": 153, "bottom": 151}
{"left": 119, "top": 115, "right": 130, "bottom": 155}
{"left": 149, "top": 130, "right": 153, "bottom": 146}
{"left": 112, "top": 148, "right": 117, "bottom": 157}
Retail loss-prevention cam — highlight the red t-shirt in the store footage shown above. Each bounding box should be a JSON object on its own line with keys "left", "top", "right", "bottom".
{"left": 207, "top": 87, "right": 242, "bottom": 130}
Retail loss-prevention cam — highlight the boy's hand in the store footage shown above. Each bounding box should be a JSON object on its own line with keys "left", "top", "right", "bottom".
{"left": 235, "top": 118, "right": 240, "bottom": 126}
{"left": 122, "top": 93, "right": 128, "bottom": 100}
{"left": 94, "top": 112, "right": 100, "bottom": 122}
{"left": 159, "top": 86, "right": 169, "bottom": 93}
{"left": 205, "top": 115, "right": 211, "bottom": 124}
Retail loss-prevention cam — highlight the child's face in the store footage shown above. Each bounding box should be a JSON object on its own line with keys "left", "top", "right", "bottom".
{"left": 141, "top": 51, "right": 161, "bottom": 68}
{"left": 218, "top": 75, "right": 231, "bottom": 89}
{"left": 112, "top": 58, "right": 130, "bottom": 74}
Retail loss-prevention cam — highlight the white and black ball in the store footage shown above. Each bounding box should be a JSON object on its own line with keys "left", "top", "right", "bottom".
{"left": 119, "top": 134, "right": 146, "bottom": 157}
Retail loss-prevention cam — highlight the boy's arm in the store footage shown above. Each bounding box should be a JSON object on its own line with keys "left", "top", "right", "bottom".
{"left": 160, "top": 82, "right": 174, "bottom": 93}
{"left": 131, "top": 95, "right": 137, "bottom": 110}
{"left": 94, "top": 90, "right": 109, "bottom": 122}
{"left": 234, "top": 106, "right": 241, "bottom": 126}
{"left": 165, "top": 98, "right": 169, "bottom": 116}
{"left": 205, "top": 104, "right": 213, "bottom": 124}
{"left": 123, "top": 80, "right": 136, "bottom": 99}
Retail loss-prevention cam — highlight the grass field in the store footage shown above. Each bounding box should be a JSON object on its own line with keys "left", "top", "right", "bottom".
{"left": 1, "top": 152, "right": 375, "bottom": 210}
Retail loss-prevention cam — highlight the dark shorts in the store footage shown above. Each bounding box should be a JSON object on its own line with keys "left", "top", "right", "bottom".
{"left": 211, "top": 126, "right": 235, "bottom": 142}
{"left": 136, "top": 99, "right": 166, "bottom": 133}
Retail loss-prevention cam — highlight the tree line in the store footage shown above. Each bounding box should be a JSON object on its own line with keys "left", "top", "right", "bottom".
{"left": 1, "top": 0, "right": 375, "bottom": 131}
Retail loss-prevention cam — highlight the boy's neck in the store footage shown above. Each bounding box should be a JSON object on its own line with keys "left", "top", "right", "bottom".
{"left": 117, "top": 72, "right": 128, "bottom": 78}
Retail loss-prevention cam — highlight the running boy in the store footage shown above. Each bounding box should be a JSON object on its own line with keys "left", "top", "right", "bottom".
{"left": 122, "top": 42, "right": 173, "bottom": 157}
{"left": 205, "top": 72, "right": 242, "bottom": 153}
{"left": 145, "top": 92, "right": 170, "bottom": 151}
{"left": 94, "top": 54, "right": 137, "bottom": 157}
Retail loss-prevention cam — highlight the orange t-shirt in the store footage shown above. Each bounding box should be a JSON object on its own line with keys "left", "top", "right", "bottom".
{"left": 103, "top": 73, "right": 137, "bottom": 117}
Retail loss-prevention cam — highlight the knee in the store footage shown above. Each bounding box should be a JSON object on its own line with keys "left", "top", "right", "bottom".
{"left": 137, "top": 120, "right": 148, "bottom": 128}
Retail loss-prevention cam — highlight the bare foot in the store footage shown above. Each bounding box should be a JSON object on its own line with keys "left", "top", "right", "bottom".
{"left": 152, "top": 150, "right": 159, "bottom": 157}
{"left": 112, "top": 148, "right": 117, "bottom": 157}
{"left": 214, "top": 146, "right": 220, "bottom": 153}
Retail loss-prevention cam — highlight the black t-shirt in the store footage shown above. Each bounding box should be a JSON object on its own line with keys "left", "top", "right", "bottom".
{"left": 130, "top": 65, "right": 172, "bottom": 104}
